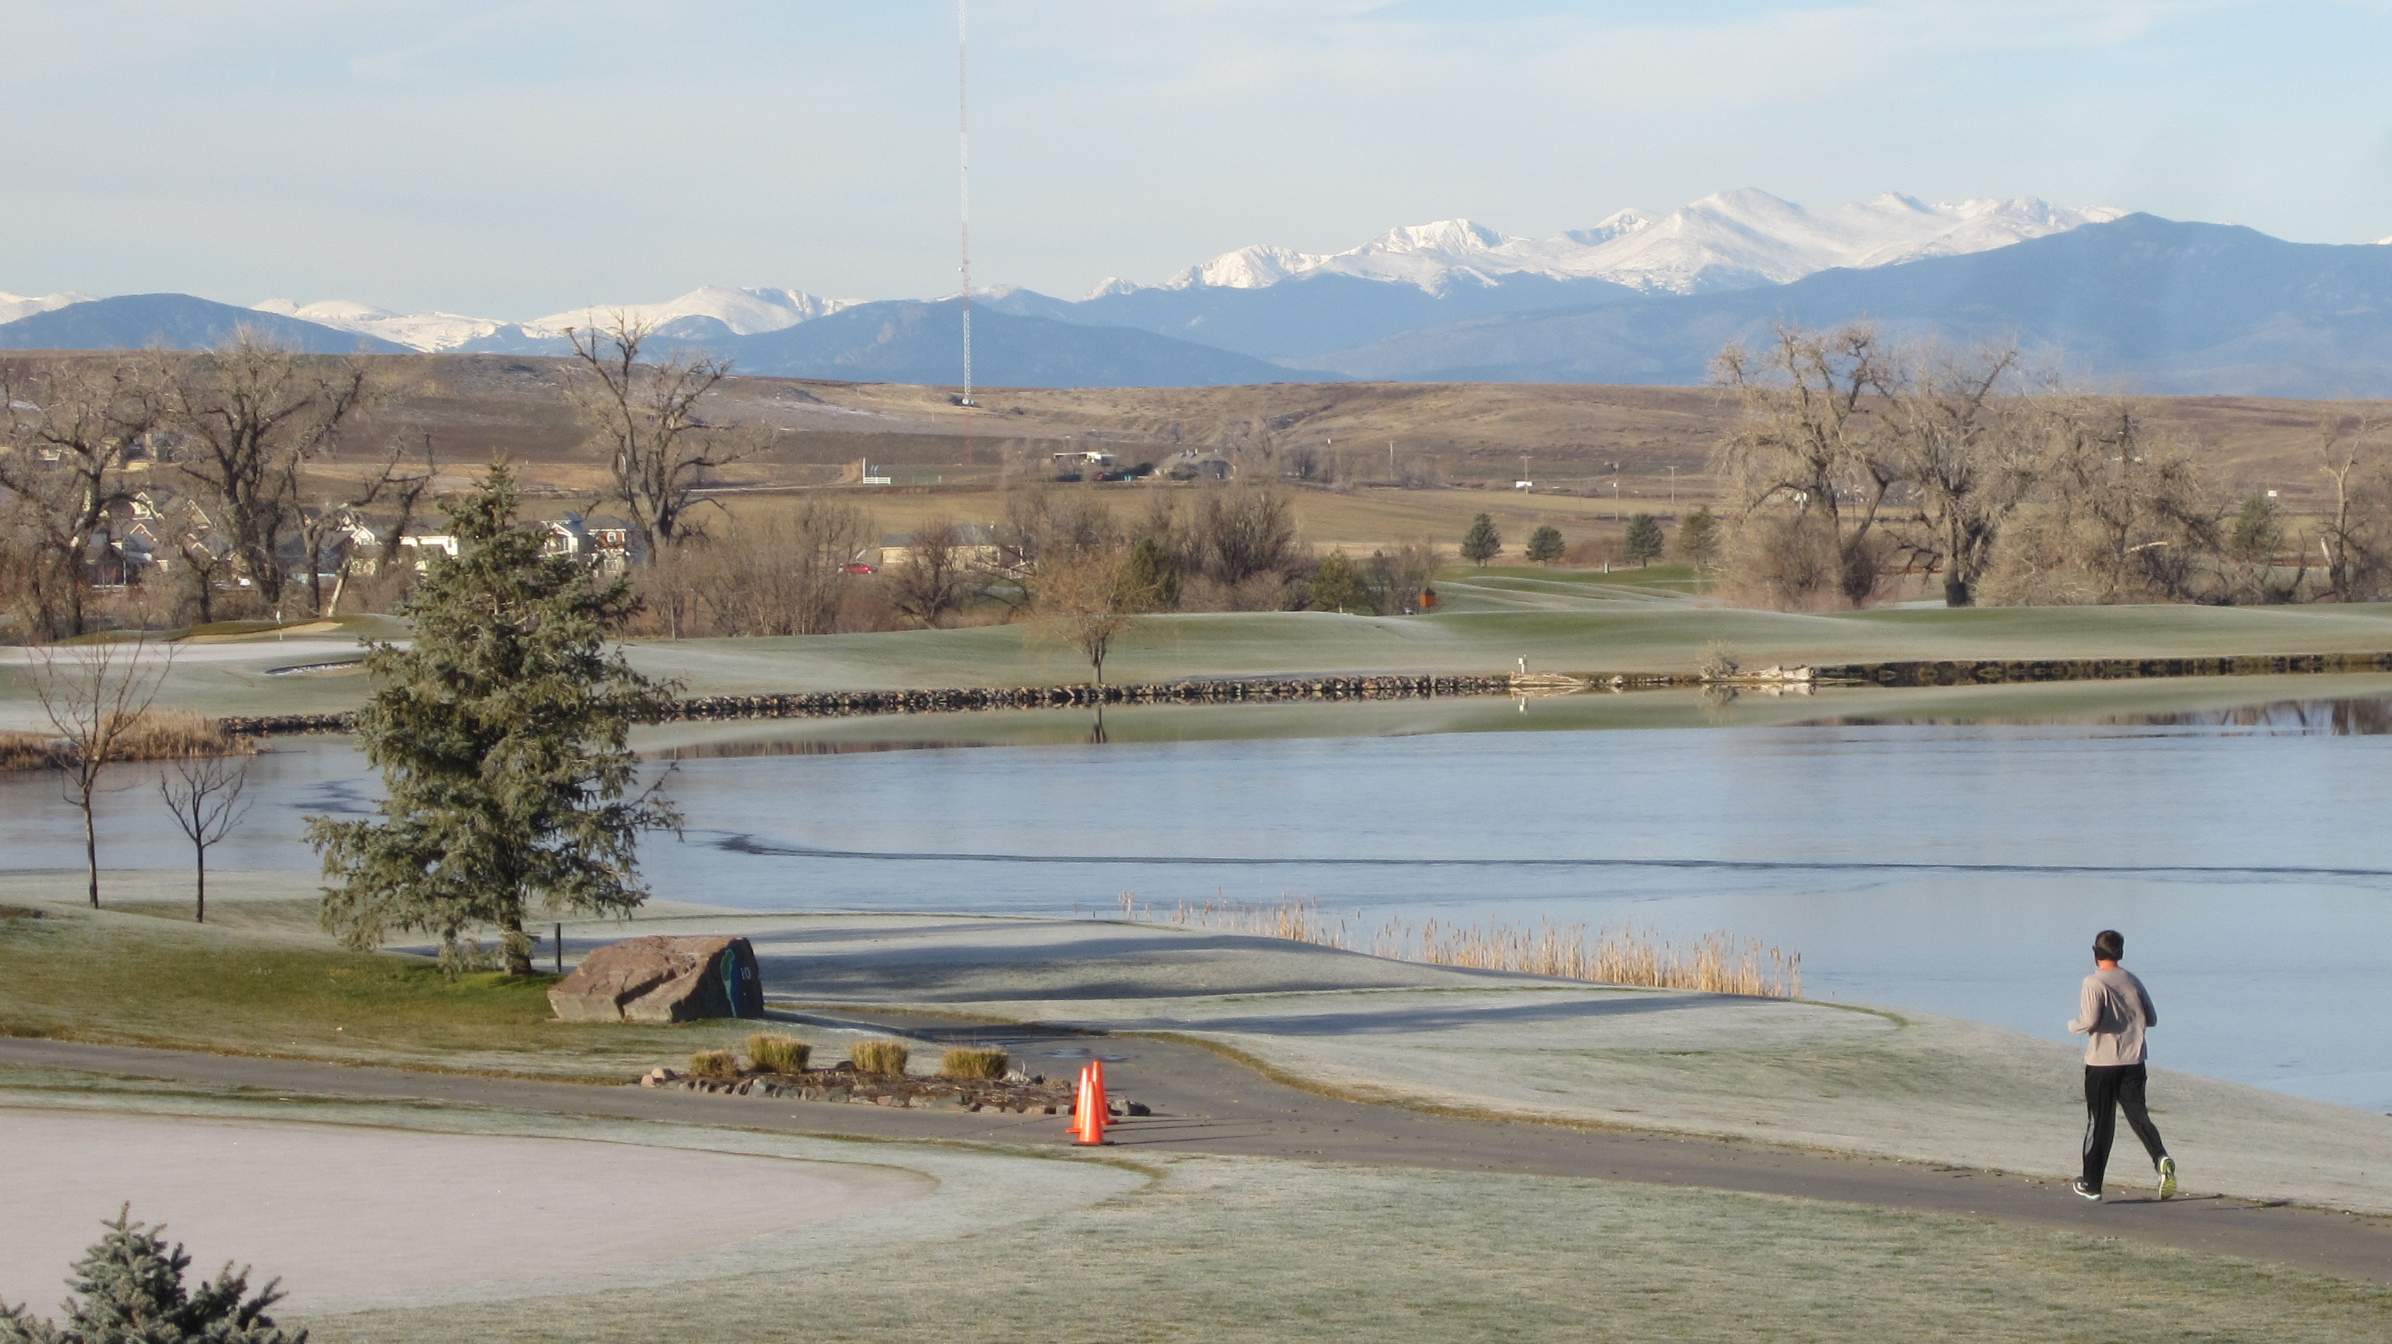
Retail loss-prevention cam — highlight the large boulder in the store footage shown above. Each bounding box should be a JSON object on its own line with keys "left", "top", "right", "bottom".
{"left": 548, "top": 934, "right": 764, "bottom": 1024}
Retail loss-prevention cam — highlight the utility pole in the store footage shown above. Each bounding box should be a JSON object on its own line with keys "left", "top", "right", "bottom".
{"left": 957, "top": 0, "right": 974, "bottom": 414}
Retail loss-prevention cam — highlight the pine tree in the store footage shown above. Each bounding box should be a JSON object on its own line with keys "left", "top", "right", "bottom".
{"left": 1624, "top": 513, "right": 1665, "bottom": 567}
{"left": 1309, "top": 550, "right": 1370, "bottom": 613}
{"left": 0, "top": 1205, "right": 305, "bottom": 1343}
{"left": 1524, "top": 525, "right": 1565, "bottom": 564}
{"left": 1459, "top": 513, "right": 1501, "bottom": 566}
{"left": 1675, "top": 506, "right": 1721, "bottom": 571}
{"left": 308, "top": 465, "right": 681, "bottom": 976}
{"left": 1119, "top": 535, "right": 1182, "bottom": 612}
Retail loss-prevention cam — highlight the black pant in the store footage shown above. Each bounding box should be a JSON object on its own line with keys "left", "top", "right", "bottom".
{"left": 2082, "top": 1063, "right": 2167, "bottom": 1190}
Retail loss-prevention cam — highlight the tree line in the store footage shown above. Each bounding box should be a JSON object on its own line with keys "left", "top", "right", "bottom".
{"left": 1710, "top": 323, "right": 2392, "bottom": 609}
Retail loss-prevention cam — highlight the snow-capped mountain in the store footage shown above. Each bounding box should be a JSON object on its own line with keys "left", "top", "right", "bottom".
{"left": 1142, "top": 191, "right": 2124, "bottom": 296}
{"left": 243, "top": 285, "right": 854, "bottom": 353}
{"left": 0, "top": 290, "right": 88, "bottom": 325}
{"left": 252, "top": 298, "right": 504, "bottom": 352}
{"left": 525, "top": 285, "right": 850, "bottom": 338}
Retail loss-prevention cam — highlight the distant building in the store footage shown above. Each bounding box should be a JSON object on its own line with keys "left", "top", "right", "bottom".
{"left": 876, "top": 523, "right": 1000, "bottom": 570}
{"left": 544, "top": 513, "right": 642, "bottom": 575}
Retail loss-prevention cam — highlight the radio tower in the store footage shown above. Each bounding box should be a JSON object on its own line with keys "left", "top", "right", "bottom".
{"left": 957, "top": 0, "right": 975, "bottom": 423}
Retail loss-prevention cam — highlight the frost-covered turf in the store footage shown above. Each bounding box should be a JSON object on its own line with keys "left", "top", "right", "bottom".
{"left": 2, "top": 1075, "right": 2385, "bottom": 1343}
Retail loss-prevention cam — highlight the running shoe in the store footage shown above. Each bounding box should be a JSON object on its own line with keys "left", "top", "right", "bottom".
{"left": 2070, "top": 1179, "right": 2102, "bottom": 1201}
{"left": 2157, "top": 1155, "right": 2178, "bottom": 1201}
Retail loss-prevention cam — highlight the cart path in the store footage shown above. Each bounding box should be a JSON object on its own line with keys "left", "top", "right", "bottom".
{"left": 5, "top": 1030, "right": 2388, "bottom": 1287}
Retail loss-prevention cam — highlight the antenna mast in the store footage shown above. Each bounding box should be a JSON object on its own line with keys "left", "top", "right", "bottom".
{"left": 957, "top": 0, "right": 974, "bottom": 412}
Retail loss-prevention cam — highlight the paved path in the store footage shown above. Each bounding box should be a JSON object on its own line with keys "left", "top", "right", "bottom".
{"left": 7, "top": 1028, "right": 2389, "bottom": 1286}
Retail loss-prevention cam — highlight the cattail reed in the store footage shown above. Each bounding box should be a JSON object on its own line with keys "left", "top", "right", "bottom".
{"left": 1117, "top": 892, "right": 1801, "bottom": 1000}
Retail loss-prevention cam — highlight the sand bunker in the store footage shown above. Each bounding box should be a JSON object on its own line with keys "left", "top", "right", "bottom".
{"left": 0, "top": 1110, "right": 928, "bottom": 1314}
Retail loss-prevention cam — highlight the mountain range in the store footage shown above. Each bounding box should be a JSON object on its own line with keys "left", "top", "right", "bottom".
{"left": 4, "top": 190, "right": 2388, "bottom": 395}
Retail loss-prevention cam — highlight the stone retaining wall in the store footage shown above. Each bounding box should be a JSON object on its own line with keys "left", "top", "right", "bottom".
{"left": 210, "top": 652, "right": 2392, "bottom": 737}
{"left": 214, "top": 673, "right": 1525, "bottom": 736}
{"left": 1810, "top": 651, "right": 2392, "bottom": 688}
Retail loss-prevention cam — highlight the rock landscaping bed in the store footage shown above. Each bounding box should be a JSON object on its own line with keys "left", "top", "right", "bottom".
{"left": 636, "top": 1061, "right": 1150, "bottom": 1117}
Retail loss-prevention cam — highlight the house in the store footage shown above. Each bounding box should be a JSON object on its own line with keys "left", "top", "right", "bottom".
{"left": 396, "top": 530, "right": 461, "bottom": 569}
{"left": 875, "top": 523, "right": 1001, "bottom": 570}
{"left": 544, "top": 513, "right": 643, "bottom": 575}
{"left": 1052, "top": 450, "right": 1118, "bottom": 469}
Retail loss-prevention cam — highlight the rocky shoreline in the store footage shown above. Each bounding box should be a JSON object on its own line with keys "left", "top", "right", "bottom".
{"left": 207, "top": 651, "right": 2392, "bottom": 737}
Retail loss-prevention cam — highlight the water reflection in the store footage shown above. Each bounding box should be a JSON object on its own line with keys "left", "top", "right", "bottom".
{"left": 1810, "top": 694, "right": 2392, "bottom": 736}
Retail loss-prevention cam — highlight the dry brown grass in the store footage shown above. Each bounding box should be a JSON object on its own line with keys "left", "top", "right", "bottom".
{"left": 849, "top": 1039, "right": 911, "bottom": 1076}
{"left": 938, "top": 1047, "right": 1009, "bottom": 1080}
{"left": 687, "top": 1048, "right": 739, "bottom": 1081}
{"left": 1118, "top": 893, "right": 1802, "bottom": 999}
{"left": 744, "top": 1032, "right": 811, "bottom": 1075}
{"left": 0, "top": 710, "right": 251, "bottom": 773}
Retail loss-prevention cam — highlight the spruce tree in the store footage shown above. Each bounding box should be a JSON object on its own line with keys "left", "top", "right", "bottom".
{"left": 0, "top": 1205, "right": 305, "bottom": 1343}
{"left": 1308, "top": 550, "right": 1370, "bottom": 613}
{"left": 1459, "top": 513, "right": 1501, "bottom": 566}
{"left": 1524, "top": 525, "right": 1565, "bottom": 564}
{"left": 1120, "top": 535, "right": 1182, "bottom": 611}
{"left": 1624, "top": 513, "right": 1665, "bottom": 566}
{"left": 308, "top": 465, "right": 681, "bottom": 976}
{"left": 1675, "top": 505, "right": 1721, "bottom": 571}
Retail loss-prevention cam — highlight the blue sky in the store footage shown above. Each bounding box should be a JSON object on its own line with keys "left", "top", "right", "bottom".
{"left": 4, "top": 1, "right": 2387, "bottom": 315}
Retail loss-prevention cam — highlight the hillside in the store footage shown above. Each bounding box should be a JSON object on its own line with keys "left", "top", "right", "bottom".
{"left": 0, "top": 293, "right": 405, "bottom": 355}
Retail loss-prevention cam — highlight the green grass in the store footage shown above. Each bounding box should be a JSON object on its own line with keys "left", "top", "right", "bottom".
{"left": 0, "top": 896, "right": 782, "bottom": 1079}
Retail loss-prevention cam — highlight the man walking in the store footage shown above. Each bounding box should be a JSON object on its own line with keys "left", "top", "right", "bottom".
{"left": 2067, "top": 928, "right": 2177, "bottom": 1202}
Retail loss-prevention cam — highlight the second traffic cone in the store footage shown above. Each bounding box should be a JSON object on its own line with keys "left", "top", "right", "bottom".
{"left": 1074, "top": 1059, "right": 1109, "bottom": 1146}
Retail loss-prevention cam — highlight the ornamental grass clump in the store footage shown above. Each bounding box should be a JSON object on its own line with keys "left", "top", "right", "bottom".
{"left": 939, "top": 1046, "right": 1009, "bottom": 1080}
{"left": 746, "top": 1032, "right": 811, "bottom": 1075}
{"left": 850, "top": 1039, "right": 910, "bottom": 1076}
{"left": 688, "top": 1048, "right": 739, "bottom": 1081}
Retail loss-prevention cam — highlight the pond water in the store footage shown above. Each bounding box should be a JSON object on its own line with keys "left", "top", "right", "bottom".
{"left": 5, "top": 682, "right": 2389, "bottom": 1111}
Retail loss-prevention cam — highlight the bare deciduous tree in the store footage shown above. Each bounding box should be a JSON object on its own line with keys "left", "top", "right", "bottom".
{"left": 565, "top": 316, "right": 748, "bottom": 559}
{"left": 159, "top": 753, "right": 253, "bottom": 924}
{"left": 0, "top": 358, "right": 161, "bottom": 637}
{"left": 1880, "top": 343, "right": 2038, "bottom": 607}
{"left": 1713, "top": 324, "right": 1901, "bottom": 606}
{"left": 890, "top": 518, "right": 975, "bottom": 628}
{"left": 2317, "top": 414, "right": 2390, "bottom": 602}
{"left": 31, "top": 640, "right": 173, "bottom": 909}
{"left": 1035, "top": 544, "right": 1137, "bottom": 684}
{"left": 702, "top": 499, "right": 873, "bottom": 636}
{"left": 161, "top": 333, "right": 372, "bottom": 608}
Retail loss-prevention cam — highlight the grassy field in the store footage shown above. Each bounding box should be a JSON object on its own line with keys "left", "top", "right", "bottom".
{"left": 0, "top": 876, "right": 799, "bottom": 1079}
{"left": 1, "top": 1073, "right": 2380, "bottom": 1341}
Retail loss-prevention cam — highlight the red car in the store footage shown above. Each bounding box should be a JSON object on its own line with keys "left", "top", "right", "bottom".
{"left": 842, "top": 562, "right": 877, "bottom": 575}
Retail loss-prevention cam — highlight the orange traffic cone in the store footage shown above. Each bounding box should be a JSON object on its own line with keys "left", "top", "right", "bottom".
{"left": 1066, "top": 1062, "right": 1092, "bottom": 1132}
{"left": 1074, "top": 1059, "right": 1109, "bottom": 1146}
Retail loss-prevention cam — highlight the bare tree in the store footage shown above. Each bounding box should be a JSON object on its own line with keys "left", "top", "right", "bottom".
{"left": 702, "top": 499, "right": 873, "bottom": 636}
{"left": 1880, "top": 343, "right": 2037, "bottom": 607}
{"left": 160, "top": 333, "right": 372, "bottom": 608}
{"left": 31, "top": 640, "right": 173, "bottom": 909}
{"left": 1035, "top": 544, "right": 1137, "bottom": 684}
{"left": 565, "top": 315, "right": 748, "bottom": 559}
{"left": 891, "top": 518, "right": 975, "bottom": 628}
{"left": 1713, "top": 324, "right": 1901, "bottom": 606}
{"left": 1193, "top": 483, "right": 1298, "bottom": 584}
{"left": 292, "top": 437, "right": 436, "bottom": 617}
{"left": 0, "top": 357, "right": 161, "bottom": 637}
{"left": 159, "top": 753, "right": 252, "bottom": 924}
{"left": 163, "top": 494, "right": 238, "bottom": 625}
{"left": 2317, "top": 414, "right": 2389, "bottom": 602}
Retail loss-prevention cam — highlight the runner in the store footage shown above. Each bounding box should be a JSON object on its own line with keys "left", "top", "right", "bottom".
{"left": 2067, "top": 928, "right": 2177, "bottom": 1202}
